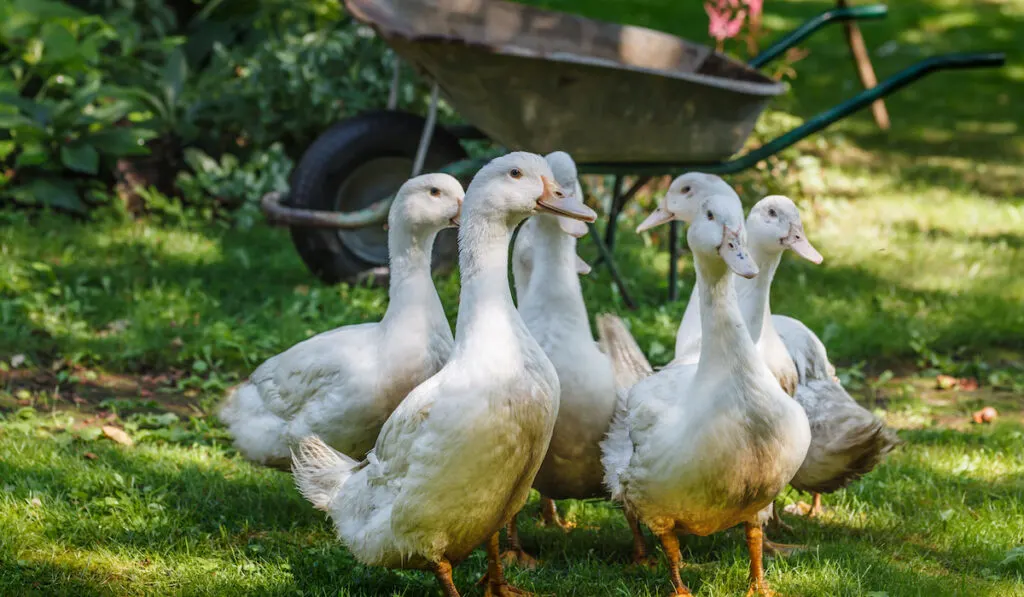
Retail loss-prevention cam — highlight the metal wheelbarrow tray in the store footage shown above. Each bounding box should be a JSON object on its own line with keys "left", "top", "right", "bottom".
{"left": 347, "top": 0, "right": 786, "bottom": 164}
{"left": 263, "top": 0, "right": 1004, "bottom": 299}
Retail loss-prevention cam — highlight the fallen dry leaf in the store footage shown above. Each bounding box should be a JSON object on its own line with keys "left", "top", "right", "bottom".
{"left": 101, "top": 425, "right": 134, "bottom": 447}
{"left": 936, "top": 375, "right": 979, "bottom": 391}
{"left": 783, "top": 501, "right": 813, "bottom": 517}
{"left": 958, "top": 377, "right": 980, "bottom": 391}
{"left": 972, "top": 406, "right": 998, "bottom": 425}
{"left": 83, "top": 452, "right": 98, "bottom": 460}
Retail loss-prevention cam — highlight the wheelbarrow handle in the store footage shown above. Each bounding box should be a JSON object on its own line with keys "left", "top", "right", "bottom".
{"left": 749, "top": 5, "right": 889, "bottom": 69}
{"left": 260, "top": 191, "right": 392, "bottom": 229}
{"left": 577, "top": 51, "right": 1005, "bottom": 178}
{"left": 919, "top": 52, "right": 1007, "bottom": 70}
{"left": 718, "top": 52, "right": 1007, "bottom": 174}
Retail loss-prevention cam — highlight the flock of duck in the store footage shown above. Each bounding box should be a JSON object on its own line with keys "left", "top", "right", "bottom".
{"left": 219, "top": 151, "right": 899, "bottom": 596}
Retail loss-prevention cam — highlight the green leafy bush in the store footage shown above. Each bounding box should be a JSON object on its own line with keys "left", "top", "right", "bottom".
{"left": 0, "top": 0, "right": 444, "bottom": 220}
{"left": 175, "top": 143, "right": 292, "bottom": 228}
{"left": 190, "top": 21, "right": 446, "bottom": 158}
{"left": 0, "top": 0, "right": 167, "bottom": 213}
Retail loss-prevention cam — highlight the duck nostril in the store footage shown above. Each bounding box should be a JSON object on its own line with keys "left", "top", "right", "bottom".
{"left": 728, "top": 243, "right": 735, "bottom": 249}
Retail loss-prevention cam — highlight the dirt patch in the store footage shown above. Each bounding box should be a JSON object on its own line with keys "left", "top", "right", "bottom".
{"left": 0, "top": 366, "right": 206, "bottom": 418}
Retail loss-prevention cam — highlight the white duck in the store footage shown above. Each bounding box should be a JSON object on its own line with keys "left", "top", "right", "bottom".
{"left": 291, "top": 152, "right": 597, "bottom": 597}
{"left": 774, "top": 316, "right": 899, "bottom": 517}
{"left": 219, "top": 173, "right": 463, "bottom": 468}
{"left": 635, "top": 172, "right": 739, "bottom": 234}
{"left": 601, "top": 194, "right": 811, "bottom": 596}
{"left": 673, "top": 196, "right": 896, "bottom": 521}
{"left": 499, "top": 152, "right": 616, "bottom": 566}
{"left": 673, "top": 196, "right": 823, "bottom": 385}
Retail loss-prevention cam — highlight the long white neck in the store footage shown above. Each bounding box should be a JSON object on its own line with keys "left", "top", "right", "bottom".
{"left": 453, "top": 213, "right": 525, "bottom": 357}
{"left": 735, "top": 243, "right": 783, "bottom": 344}
{"left": 380, "top": 224, "right": 445, "bottom": 330}
{"left": 694, "top": 252, "right": 761, "bottom": 378}
{"left": 518, "top": 218, "right": 591, "bottom": 338}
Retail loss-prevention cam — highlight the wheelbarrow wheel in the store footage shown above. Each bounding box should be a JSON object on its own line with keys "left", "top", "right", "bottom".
{"left": 288, "top": 110, "right": 467, "bottom": 284}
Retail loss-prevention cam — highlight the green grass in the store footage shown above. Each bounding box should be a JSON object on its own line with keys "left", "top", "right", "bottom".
{"left": 1, "top": 401, "right": 1022, "bottom": 596}
{"left": 2, "top": 0, "right": 1024, "bottom": 595}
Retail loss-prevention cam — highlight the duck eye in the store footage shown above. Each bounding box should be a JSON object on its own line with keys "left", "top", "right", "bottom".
{"left": 429, "top": 187, "right": 441, "bottom": 197}
{"left": 682, "top": 185, "right": 692, "bottom": 194}
{"left": 706, "top": 210, "right": 714, "bottom": 221}
{"left": 509, "top": 168, "right": 522, "bottom": 179}
{"left": 768, "top": 208, "right": 777, "bottom": 218}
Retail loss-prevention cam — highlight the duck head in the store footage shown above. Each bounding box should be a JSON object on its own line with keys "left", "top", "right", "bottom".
{"left": 466, "top": 152, "right": 597, "bottom": 226}
{"left": 389, "top": 172, "right": 464, "bottom": 232}
{"left": 543, "top": 151, "right": 591, "bottom": 239}
{"left": 687, "top": 194, "right": 759, "bottom": 279}
{"left": 637, "top": 172, "right": 737, "bottom": 233}
{"left": 746, "top": 195, "right": 823, "bottom": 264}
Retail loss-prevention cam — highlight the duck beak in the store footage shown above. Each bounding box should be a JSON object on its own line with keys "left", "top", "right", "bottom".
{"left": 537, "top": 176, "right": 597, "bottom": 222}
{"left": 783, "top": 224, "right": 822, "bottom": 264}
{"left": 558, "top": 216, "right": 589, "bottom": 238}
{"left": 636, "top": 206, "right": 675, "bottom": 233}
{"left": 720, "top": 227, "right": 758, "bottom": 279}
{"left": 575, "top": 254, "right": 592, "bottom": 275}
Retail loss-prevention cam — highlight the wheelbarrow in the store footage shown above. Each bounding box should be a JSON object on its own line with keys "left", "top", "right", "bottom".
{"left": 261, "top": 0, "right": 1004, "bottom": 307}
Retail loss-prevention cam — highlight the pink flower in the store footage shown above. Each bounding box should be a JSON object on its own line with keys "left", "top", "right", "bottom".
{"left": 743, "top": 0, "right": 763, "bottom": 20}
{"left": 705, "top": 1, "right": 747, "bottom": 41}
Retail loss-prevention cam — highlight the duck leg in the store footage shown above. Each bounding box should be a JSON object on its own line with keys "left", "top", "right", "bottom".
{"left": 762, "top": 503, "right": 802, "bottom": 557}
{"left": 657, "top": 531, "right": 693, "bottom": 596}
{"left": 625, "top": 511, "right": 657, "bottom": 568}
{"left": 500, "top": 514, "right": 539, "bottom": 569}
{"left": 768, "top": 500, "right": 793, "bottom": 533}
{"left": 808, "top": 493, "right": 824, "bottom": 517}
{"left": 744, "top": 522, "right": 776, "bottom": 597}
{"left": 431, "top": 558, "right": 461, "bottom": 597}
{"left": 484, "top": 532, "right": 535, "bottom": 597}
{"left": 539, "top": 496, "right": 575, "bottom": 532}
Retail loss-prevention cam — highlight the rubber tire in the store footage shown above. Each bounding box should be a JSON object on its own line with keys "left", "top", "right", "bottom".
{"left": 288, "top": 111, "right": 467, "bottom": 284}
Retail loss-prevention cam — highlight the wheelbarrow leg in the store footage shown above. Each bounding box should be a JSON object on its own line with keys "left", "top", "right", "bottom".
{"left": 667, "top": 220, "right": 680, "bottom": 302}
{"left": 837, "top": 0, "right": 890, "bottom": 130}
{"left": 595, "top": 175, "right": 652, "bottom": 267}
{"left": 586, "top": 222, "right": 636, "bottom": 310}
{"left": 411, "top": 82, "right": 440, "bottom": 177}
{"left": 604, "top": 175, "right": 625, "bottom": 251}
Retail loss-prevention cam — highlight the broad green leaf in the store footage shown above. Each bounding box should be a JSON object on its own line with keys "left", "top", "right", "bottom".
{"left": 15, "top": 143, "right": 50, "bottom": 167}
{"left": 22, "top": 38, "right": 43, "bottom": 65}
{"left": 13, "top": 0, "right": 86, "bottom": 20}
{"left": 7, "top": 178, "right": 85, "bottom": 213}
{"left": 0, "top": 141, "right": 15, "bottom": 161}
{"left": 88, "top": 99, "right": 133, "bottom": 125}
{"left": 162, "top": 48, "right": 188, "bottom": 107}
{"left": 88, "top": 127, "right": 156, "bottom": 157}
{"left": 60, "top": 143, "right": 99, "bottom": 174}
{"left": 39, "top": 22, "right": 77, "bottom": 64}
{"left": 0, "top": 111, "right": 36, "bottom": 131}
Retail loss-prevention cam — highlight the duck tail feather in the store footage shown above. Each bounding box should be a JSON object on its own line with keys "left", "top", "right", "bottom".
{"left": 291, "top": 436, "right": 361, "bottom": 512}
{"left": 596, "top": 313, "right": 653, "bottom": 393}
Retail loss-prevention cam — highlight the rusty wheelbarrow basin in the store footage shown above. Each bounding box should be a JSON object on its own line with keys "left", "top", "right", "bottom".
{"left": 345, "top": 0, "right": 786, "bottom": 164}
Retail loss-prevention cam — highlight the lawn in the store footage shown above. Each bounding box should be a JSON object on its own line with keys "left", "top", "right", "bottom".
{"left": 2, "top": 0, "right": 1023, "bottom": 595}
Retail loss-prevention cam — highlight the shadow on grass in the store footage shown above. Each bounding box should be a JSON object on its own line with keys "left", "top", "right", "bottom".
{"left": 1, "top": 419, "right": 1022, "bottom": 596}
